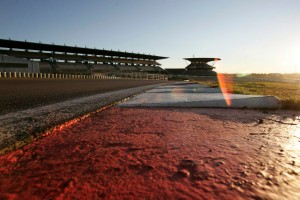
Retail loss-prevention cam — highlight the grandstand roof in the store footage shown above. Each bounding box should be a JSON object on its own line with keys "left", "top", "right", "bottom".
{"left": 0, "top": 49, "right": 161, "bottom": 65}
{"left": 0, "top": 39, "right": 168, "bottom": 60}
{"left": 184, "top": 58, "right": 221, "bottom": 63}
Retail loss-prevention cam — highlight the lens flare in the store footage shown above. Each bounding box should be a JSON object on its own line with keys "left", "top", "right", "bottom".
{"left": 217, "top": 73, "right": 233, "bottom": 106}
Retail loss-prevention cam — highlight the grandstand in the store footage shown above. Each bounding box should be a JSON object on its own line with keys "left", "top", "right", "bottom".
{"left": 183, "top": 58, "right": 220, "bottom": 76}
{"left": 0, "top": 54, "right": 39, "bottom": 73}
{"left": 166, "top": 57, "right": 221, "bottom": 78}
{"left": 0, "top": 39, "right": 168, "bottom": 76}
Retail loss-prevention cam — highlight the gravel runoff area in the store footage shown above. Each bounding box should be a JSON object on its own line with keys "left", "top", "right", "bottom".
{"left": 0, "top": 81, "right": 168, "bottom": 155}
{"left": 0, "top": 79, "right": 168, "bottom": 115}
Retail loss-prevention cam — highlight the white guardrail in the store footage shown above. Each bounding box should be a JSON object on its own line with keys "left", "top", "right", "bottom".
{"left": 0, "top": 72, "right": 168, "bottom": 80}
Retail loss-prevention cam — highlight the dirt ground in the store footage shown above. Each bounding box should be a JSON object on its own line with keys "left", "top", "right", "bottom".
{"left": 0, "top": 107, "right": 299, "bottom": 199}
{"left": 0, "top": 79, "right": 168, "bottom": 115}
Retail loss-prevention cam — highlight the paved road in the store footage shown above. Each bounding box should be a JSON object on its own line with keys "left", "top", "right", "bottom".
{"left": 0, "top": 79, "right": 168, "bottom": 115}
{"left": 119, "top": 83, "right": 281, "bottom": 109}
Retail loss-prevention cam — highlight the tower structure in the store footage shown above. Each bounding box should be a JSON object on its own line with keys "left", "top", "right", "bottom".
{"left": 184, "top": 57, "right": 221, "bottom": 76}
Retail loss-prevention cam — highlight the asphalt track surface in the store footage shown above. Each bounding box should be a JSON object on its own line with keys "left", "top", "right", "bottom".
{"left": 0, "top": 79, "right": 168, "bottom": 115}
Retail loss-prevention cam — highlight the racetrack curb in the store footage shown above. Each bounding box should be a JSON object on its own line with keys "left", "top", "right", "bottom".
{"left": 0, "top": 83, "right": 166, "bottom": 155}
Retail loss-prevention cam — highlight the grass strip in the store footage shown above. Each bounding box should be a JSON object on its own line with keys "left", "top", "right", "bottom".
{"left": 196, "top": 79, "right": 300, "bottom": 110}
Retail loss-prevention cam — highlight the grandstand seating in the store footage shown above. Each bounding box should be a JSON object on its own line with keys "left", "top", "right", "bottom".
{"left": 151, "top": 66, "right": 165, "bottom": 71}
{"left": 139, "top": 66, "right": 159, "bottom": 72}
{"left": 39, "top": 62, "right": 52, "bottom": 73}
{"left": 92, "top": 64, "right": 118, "bottom": 72}
{"left": 0, "top": 39, "right": 168, "bottom": 76}
{"left": 58, "top": 63, "right": 89, "bottom": 74}
{"left": 117, "top": 65, "right": 139, "bottom": 72}
{"left": 40, "top": 62, "right": 90, "bottom": 74}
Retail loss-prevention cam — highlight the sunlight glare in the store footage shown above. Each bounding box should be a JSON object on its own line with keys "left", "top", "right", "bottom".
{"left": 217, "top": 73, "right": 233, "bottom": 106}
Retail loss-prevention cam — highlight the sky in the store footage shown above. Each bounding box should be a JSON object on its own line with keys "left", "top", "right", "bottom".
{"left": 0, "top": 0, "right": 299, "bottom": 73}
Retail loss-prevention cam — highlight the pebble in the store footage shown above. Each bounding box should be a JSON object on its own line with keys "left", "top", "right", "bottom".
{"left": 177, "top": 169, "right": 190, "bottom": 178}
{"left": 258, "top": 119, "right": 264, "bottom": 124}
{"left": 214, "top": 161, "right": 225, "bottom": 166}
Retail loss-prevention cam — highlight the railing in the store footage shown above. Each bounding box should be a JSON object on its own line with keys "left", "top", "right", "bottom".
{"left": 0, "top": 72, "right": 168, "bottom": 80}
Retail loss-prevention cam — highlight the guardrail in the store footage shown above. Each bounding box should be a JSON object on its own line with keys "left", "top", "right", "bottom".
{"left": 0, "top": 72, "right": 168, "bottom": 80}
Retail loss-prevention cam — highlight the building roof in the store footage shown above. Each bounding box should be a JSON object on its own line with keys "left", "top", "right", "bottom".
{"left": 0, "top": 39, "right": 168, "bottom": 60}
{"left": 184, "top": 58, "right": 221, "bottom": 63}
{"left": 0, "top": 49, "right": 161, "bottom": 65}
